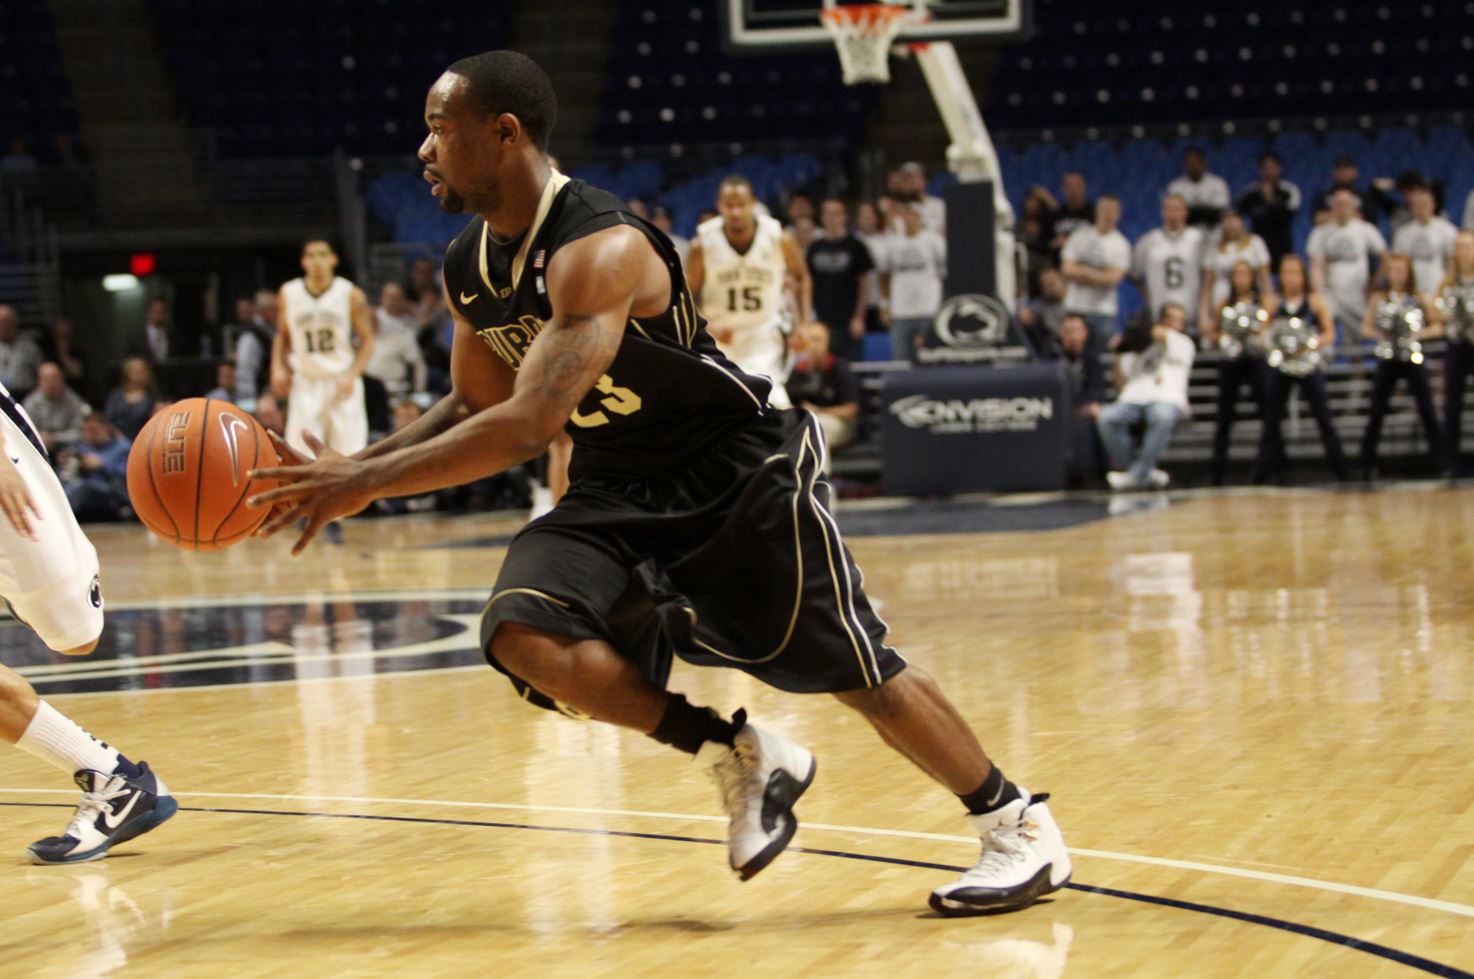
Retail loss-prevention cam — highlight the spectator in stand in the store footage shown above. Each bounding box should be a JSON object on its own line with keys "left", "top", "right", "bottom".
{"left": 1392, "top": 185, "right": 1458, "bottom": 292}
{"left": 879, "top": 204, "right": 947, "bottom": 361}
{"left": 61, "top": 414, "right": 131, "bottom": 522}
{"left": 366, "top": 282, "right": 429, "bottom": 433}
{"left": 1236, "top": 151, "right": 1301, "bottom": 268}
{"left": 102, "top": 357, "right": 157, "bottom": 441}
{"left": 406, "top": 256, "right": 439, "bottom": 306}
{"left": 1464, "top": 188, "right": 1474, "bottom": 231}
{"left": 0, "top": 136, "right": 39, "bottom": 175}
{"left": 132, "top": 297, "right": 172, "bottom": 365}
{"left": 253, "top": 391, "right": 286, "bottom": 438}
{"left": 1312, "top": 155, "right": 1394, "bottom": 226}
{"left": 1133, "top": 194, "right": 1206, "bottom": 332}
{"left": 625, "top": 197, "right": 651, "bottom": 220}
{"left": 1307, "top": 188, "right": 1388, "bottom": 343}
{"left": 1058, "top": 313, "right": 1106, "bottom": 483}
{"left": 1018, "top": 266, "right": 1068, "bottom": 358}
{"left": 1165, "top": 147, "right": 1231, "bottom": 228}
{"left": 1018, "top": 186, "right": 1058, "bottom": 294}
{"left": 1201, "top": 208, "right": 1272, "bottom": 324}
{"left": 0, "top": 304, "right": 45, "bottom": 400}
{"left": 1097, "top": 303, "right": 1196, "bottom": 490}
{"left": 22, "top": 363, "right": 90, "bottom": 453}
{"left": 204, "top": 361, "right": 237, "bottom": 404}
{"left": 890, "top": 161, "right": 946, "bottom": 234}
{"left": 1049, "top": 171, "right": 1094, "bottom": 257}
{"left": 786, "top": 321, "right": 859, "bottom": 470}
{"left": 807, "top": 199, "right": 875, "bottom": 361}
{"left": 52, "top": 132, "right": 86, "bottom": 168}
{"left": 650, "top": 205, "right": 690, "bottom": 268}
{"left": 790, "top": 215, "right": 819, "bottom": 253}
{"left": 39, "top": 316, "right": 87, "bottom": 396}
{"left": 854, "top": 201, "right": 887, "bottom": 335}
{"left": 373, "top": 400, "right": 441, "bottom": 515}
{"left": 784, "top": 193, "right": 815, "bottom": 230}
{"left": 234, "top": 289, "right": 278, "bottom": 404}
{"left": 1061, "top": 195, "right": 1131, "bottom": 349}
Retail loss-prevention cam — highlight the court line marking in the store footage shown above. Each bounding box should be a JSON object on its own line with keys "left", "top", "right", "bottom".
{"left": 2, "top": 800, "right": 1465, "bottom": 979}
{"left": 2, "top": 786, "right": 1471, "bottom": 922}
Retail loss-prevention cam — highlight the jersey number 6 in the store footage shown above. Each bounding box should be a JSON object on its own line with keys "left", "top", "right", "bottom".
{"left": 569, "top": 374, "right": 643, "bottom": 429}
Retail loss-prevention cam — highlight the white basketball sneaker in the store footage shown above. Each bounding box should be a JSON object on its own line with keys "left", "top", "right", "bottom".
{"left": 696, "top": 712, "right": 816, "bottom": 881}
{"left": 930, "top": 791, "right": 1071, "bottom": 916}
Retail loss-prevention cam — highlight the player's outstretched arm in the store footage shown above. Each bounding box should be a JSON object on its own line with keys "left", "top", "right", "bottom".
{"left": 249, "top": 226, "right": 645, "bottom": 553}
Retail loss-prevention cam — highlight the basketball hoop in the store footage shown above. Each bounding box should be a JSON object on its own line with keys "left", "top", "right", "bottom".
{"left": 820, "top": 4, "right": 913, "bottom": 85}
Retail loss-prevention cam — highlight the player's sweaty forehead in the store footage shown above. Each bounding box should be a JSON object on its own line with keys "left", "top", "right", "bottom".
{"left": 424, "top": 73, "right": 471, "bottom": 126}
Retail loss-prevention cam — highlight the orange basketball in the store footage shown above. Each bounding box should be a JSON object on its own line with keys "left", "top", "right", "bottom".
{"left": 126, "top": 398, "right": 281, "bottom": 551}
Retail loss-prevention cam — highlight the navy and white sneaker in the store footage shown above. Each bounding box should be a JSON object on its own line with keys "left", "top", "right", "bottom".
{"left": 696, "top": 711, "right": 817, "bottom": 881}
{"left": 26, "top": 764, "right": 178, "bottom": 865}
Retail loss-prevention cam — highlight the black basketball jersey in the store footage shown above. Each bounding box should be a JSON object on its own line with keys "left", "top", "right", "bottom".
{"left": 442, "top": 175, "right": 774, "bottom": 478}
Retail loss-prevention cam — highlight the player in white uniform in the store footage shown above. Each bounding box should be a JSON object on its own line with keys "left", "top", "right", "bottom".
{"left": 274, "top": 239, "right": 375, "bottom": 460}
{"left": 0, "top": 385, "right": 175, "bottom": 863}
{"left": 686, "top": 175, "right": 810, "bottom": 409}
{"left": 1132, "top": 194, "right": 1207, "bottom": 330}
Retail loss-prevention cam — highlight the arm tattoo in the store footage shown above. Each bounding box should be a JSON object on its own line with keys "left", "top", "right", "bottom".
{"left": 539, "top": 313, "right": 601, "bottom": 403}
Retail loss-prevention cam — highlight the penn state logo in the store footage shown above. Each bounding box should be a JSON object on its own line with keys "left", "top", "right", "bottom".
{"left": 932, "top": 294, "right": 1011, "bottom": 349}
{"left": 88, "top": 576, "right": 103, "bottom": 610}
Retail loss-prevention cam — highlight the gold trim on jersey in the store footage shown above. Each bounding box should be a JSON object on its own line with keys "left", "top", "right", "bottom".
{"left": 478, "top": 169, "right": 571, "bottom": 297}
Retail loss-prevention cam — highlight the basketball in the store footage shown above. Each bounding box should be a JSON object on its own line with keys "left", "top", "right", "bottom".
{"left": 125, "top": 398, "right": 281, "bottom": 551}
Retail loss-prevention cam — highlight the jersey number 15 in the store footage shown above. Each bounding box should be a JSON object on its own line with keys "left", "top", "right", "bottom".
{"left": 727, "top": 286, "right": 762, "bottom": 312}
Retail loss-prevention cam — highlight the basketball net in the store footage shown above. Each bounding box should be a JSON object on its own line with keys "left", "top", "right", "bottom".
{"left": 819, "top": 4, "right": 914, "bottom": 85}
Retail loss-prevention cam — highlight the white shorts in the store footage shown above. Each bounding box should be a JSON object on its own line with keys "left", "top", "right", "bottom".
{"left": 0, "top": 404, "right": 103, "bottom": 653}
{"left": 286, "top": 375, "right": 369, "bottom": 458}
{"left": 713, "top": 318, "right": 792, "bottom": 409}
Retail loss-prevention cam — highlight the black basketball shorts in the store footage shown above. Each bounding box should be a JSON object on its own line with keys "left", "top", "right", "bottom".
{"left": 479, "top": 409, "right": 906, "bottom": 714}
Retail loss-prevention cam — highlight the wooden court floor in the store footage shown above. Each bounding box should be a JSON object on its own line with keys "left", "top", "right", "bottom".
{"left": 1, "top": 486, "right": 1472, "bottom": 977}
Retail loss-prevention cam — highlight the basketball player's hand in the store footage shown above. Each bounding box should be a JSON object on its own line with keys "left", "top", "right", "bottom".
{"left": 0, "top": 455, "right": 41, "bottom": 541}
{"left": 249, "top": 431, "right": 375, "bottom": 554}
{"left": 333, "top": 376, "right": 355, "bottom": 403}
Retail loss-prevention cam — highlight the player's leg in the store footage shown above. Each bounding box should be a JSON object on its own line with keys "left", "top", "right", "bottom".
{"left": 0, "top": 462, "right": 176, "bottom": 863}
{"left": 668, "top": 411, "right": 1065, "bottom": 911}
{"left": 481, "top": 522, "right": 814, "bottom": 881}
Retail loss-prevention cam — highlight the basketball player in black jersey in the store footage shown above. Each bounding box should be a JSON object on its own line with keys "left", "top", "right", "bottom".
{"left": 251, "top": 51, "right": 1070, "bottom": 916}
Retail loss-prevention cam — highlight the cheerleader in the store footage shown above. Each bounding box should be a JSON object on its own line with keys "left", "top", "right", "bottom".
{"left": 1433, "top": 230, "right": 1474, "bottom": 475}
{"left": 1253, "top": 254, "right": 1350, "bottom": 483}
{"left": 1203, "top": 260, "right": 1269, "bottom": 484}
{"left": 1359, "top": 253, "right": 1442, "bottom": 476}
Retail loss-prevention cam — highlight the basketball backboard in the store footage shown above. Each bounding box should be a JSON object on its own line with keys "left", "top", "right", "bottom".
{"left": 721, "top": 0, "right": 1031, "bottom": 51}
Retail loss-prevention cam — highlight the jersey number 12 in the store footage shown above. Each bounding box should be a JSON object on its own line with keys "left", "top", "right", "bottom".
{"left": 302, "top": 329, "right": 336, "bottom": 354}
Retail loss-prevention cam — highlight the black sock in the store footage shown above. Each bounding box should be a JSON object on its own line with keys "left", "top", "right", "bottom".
{"left": 958, "top": 765, "right": 1022, "bottom": 815}
{"left": 649, "top": 695, "right": 742, "bottom": 755}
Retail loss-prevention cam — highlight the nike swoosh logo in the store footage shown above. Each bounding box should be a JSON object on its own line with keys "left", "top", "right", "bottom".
{"left": 985, "top": 783, "right": 1006, "bottom": 807}
{"left": 101, "top": 790, "right": 142, "bottom": 831}
{"left": 459, "top": 291, "right": 478, "bottom": 304}
{"left": 219, "top": 412, "right": 251, "bottom": 487}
